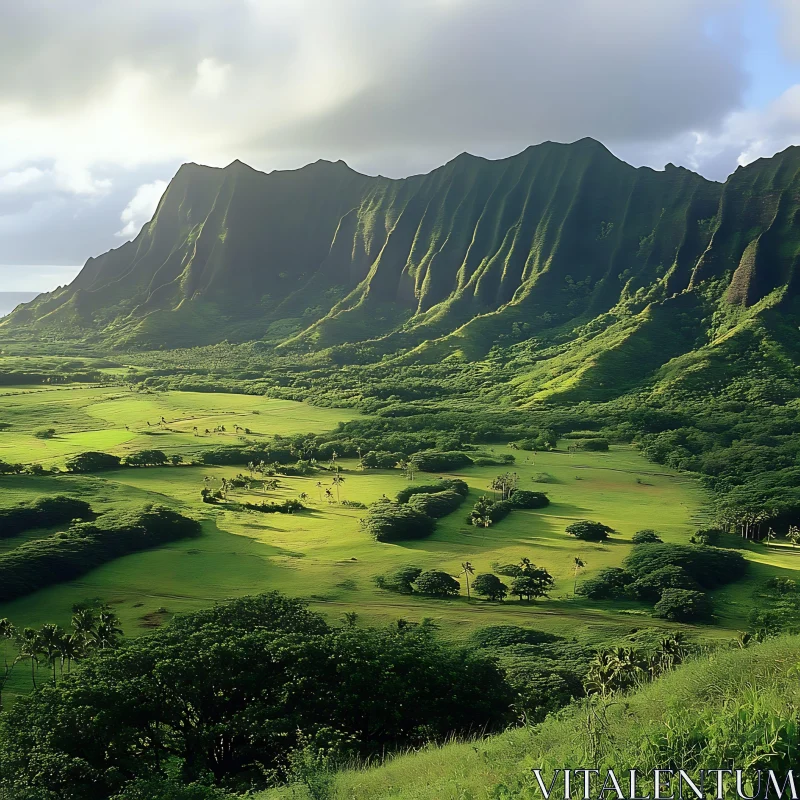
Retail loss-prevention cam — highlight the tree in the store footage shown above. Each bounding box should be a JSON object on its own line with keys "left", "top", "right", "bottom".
{"left": 332, "top": 474, "right": 345, "bottom": 503}
{"left": 472, "top": 573, "right": 508, "bottom": 602}
{"left": 460, "top": 562, "right": 475, "bottom": 600}
{"left": 653, "top": 589, "right": 713, "bottom": 622}
{"left": 788, "top": 526, "right": 800, "bottom": 548}
{"left": 0, "top": 618, "right": 16, "bottom": 709}
{"left": 510, "top": 568, "right": 554, "bottom": 602}
{"left": 37, "top": 623, "right": 65, "bottom": 685}
{"left": 632, "top": 529, "right": 662, "bottom": 544}
{"left": 565, "top": 521, "right": 615, "bottom": 541}
{"left": 415, "top": 570, "right": 460, "bottom": 598}
{"left": 572, "top": 557, "right": 586, "bottom": 593}
{"left": 16, "top": 627, "right": 42, "bottom": 688}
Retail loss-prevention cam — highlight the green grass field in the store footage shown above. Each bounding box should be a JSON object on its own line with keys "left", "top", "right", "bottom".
{"left": 1, "top": 384, "right": 799, "bottom": 698}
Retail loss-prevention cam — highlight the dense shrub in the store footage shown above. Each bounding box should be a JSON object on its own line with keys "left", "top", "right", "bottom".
{"left": 0, "top": 594, "right": 513, "bottom": 796}
{"left": 471, "top": 455, "right": 516, "bottom": 467}
{"left": 0, "top": 495, "right": 92, "bottom": 539}
{"left": 396, "top": 478, "right": 468, "bottom": 503}
{"left": 691, "top": 527, "right": 724, "bottom": 546}
{"left": 576, "top": 438, "right": 609, "bottom": 451}
{"left": 653, "top": 589, "right": 713, "bottom": 621}
{"left": 360, "top": 450, "right": 405, "bottom": 469}
{"left": 0, "top": 507, "right": 200, "bottom": 601}
{"left": 472, "top": 573, "right": 508, "bottom": 601}
{"left": 632, "top": 529, "right": 662, "bottom": 544}
{"left": 627, "top": 565, "right": 700, "bottom": 601}
{"left": 576, "top": 567, "right": 632, "bottom": 600}
{"left": 565, "top": 520, "right": 615, "bottom": 541}
{"left": 407, "top": 489, "right": 466, "bottom": 519}
{"left": 415, "top": 570, "right": 460, "bottom": 597}
{"left": 375, "top": 565, "right": 423, "bottom": 593}
{"left": 360, "top": 504, "right": 436, "bottom": 542}
{"left": 408, "top": 450, "right": 473, "bottom": 472}
{"left": 242, "top": 499, "right": 304, "bottom": 514}
{"left": 623, "top": 543, "right": 747, "bottom": 589}
{"left": 33, "top": 428, "right": 56, "bottom": 440}
{"left": 65, "top": 451, "right": 122, "bottom": 473}
{"left": 509, "top": 490, "right": 549, "bottom": 509}
{"left": 122, "top": 449, "right": 168, "bottom": 467}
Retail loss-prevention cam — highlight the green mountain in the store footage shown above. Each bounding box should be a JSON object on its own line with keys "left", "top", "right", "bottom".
{"left": 5, "top": 138, "right": 800, "bottom": 401}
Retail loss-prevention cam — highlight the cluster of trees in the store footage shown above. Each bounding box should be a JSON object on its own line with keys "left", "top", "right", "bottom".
{"left": 0, "top": 506, "right": 201, "bottom": 602}
{"left": 0, "top": 495, "right": 91, "bottom": 538}
{"left": 0, "top": 604, "right": 122, "bottom": 704}
{"left": 362, "top": 480, "right": 470, "bottom": 542}
{"left": 576, "top": 539, "right": 747, "bottom": 621}
{"left": 122, "top": 449, "right": 184, "bottom": 467}
{"left": 0, "top": 594, "right": 514, "bottom": 797}
{"left": 584, "top": 634, "right": 689, "bottom": 697}
{"left": 468, "top": 488, "right": 549, "bottom": 529}
{"left": 566, "top": 520, "right": 616, "bottom": 541}
{"left": 375, "top": 558, "right": 555, "bottom": 603}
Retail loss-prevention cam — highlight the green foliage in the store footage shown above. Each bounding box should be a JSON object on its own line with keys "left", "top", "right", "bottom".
{"left": 623, "top": 543, "right": 748, "bottom": 589}
{"left": 414, "top": 570, "right": 460, "bottom": 598}
{"left": 0, "top": 506, "right": 200, "bottom": 602}
{"left": 0, "top": 594, "right": 513, "bottom": 796}
{"left": 65, "top": 451, "right": 122, "bottom": 472}
{"left": 0, "top": 495, "right": 92, "bottom": 539}
{"left": 360, "top": 503, "right": 436, "bottom": 543}
{"left": 576, "top": 438, "right": 609, "bottom": 451}
{"left": 510, "top": 568, "right": 554, "bottom": 602}
{"left": 33, "top": 428, "right": 56, "bottom": 440}
{"left": 508, "top": 490, "right": 549, "bottom": 509}
{"left": 565, "top": 520, "right": 615, "bottom": 541}
{"left": 631, "top": 529, "right": 662, "bottom": 544}
{"left": 653, "top": 589, "right": 713, "bottom": 621}
{"left": 408, "top": 450, "right": 473, "bottom": 472}
{"left": 407, "top": 489, "right": 466, "bottom": 519}
{"left": 627, "top": 566, "right": 700, "bottom": 601}
{"left": 375, "top": 566, "right": 423, "bottom": 594}
{"left": 122, "top": 449, "right": 168, "bottom": 467}
{"left": 395, "top": 478, "right": 468, "bottom": 504}
{"left": 575, "top": 567, "right": 632, "bottom": 600}
{"left": 472, "top": 573, "right": 508, "bottom": 601}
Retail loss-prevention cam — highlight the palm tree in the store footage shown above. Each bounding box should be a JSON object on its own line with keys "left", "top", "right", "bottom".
{"left": 92, "top": 608, "right": 122, "bottom": 651}
{"left": 519, "top": 557, "right": 533, "bottom": 574}
{"left": 72, "top": 607, "right": 97, "bottom": 644}
{"left": 460, "top": 562, "right": 475, "bottom": 600}
{"left": 573, "top": 557, "right": 586, "bottom": 593}
{"left": 788, "top": 525, "right": 800, "bottom": 548}
{"left": 38, "top": 624, "right": 65, "bottom": 685}
{"left": 58, "top": 633, "right": 82, "bottom": 674}
{"left": 315, "top": 481, "right": 323, "bottom": 502}
{"left": 325, "top": 488, "right": 334, "bottom": 504}
{"left": 16, "top": 628, "right": 42, "bottom": 689}
{"left": 584, "top": 650, "right": 617, "bottom": 698}
{"left": 332, "top": 474, "right": 345, "bottom": 503}
{"left": 299, "top": 492, "right": 309, "bottom": 503}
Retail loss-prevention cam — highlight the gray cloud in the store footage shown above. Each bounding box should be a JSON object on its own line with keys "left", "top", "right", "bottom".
{"left": 1, "top": 0, "right": 798, "bottom": 278}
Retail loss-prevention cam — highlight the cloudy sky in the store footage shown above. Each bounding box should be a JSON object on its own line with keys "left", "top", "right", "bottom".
{"left": 3, "top": 0, "right": 800, "bottom": 291}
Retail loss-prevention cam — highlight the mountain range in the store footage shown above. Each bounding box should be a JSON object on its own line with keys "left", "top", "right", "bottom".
{"left": 4, "top": 137, "right": 800, "bottom": 402}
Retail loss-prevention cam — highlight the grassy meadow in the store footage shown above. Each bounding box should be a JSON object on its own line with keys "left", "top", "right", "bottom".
{"left": 1, "top": 384, "right": 799, "bottom": 697}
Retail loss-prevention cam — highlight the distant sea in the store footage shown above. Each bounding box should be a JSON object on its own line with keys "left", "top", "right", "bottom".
{"left": 0, "top": 292, "right": 38, "bottom": 317}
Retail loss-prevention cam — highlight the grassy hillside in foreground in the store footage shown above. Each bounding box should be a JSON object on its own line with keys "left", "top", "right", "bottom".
{"left": 261, "top": 635, "right": 800, "bottom": 799}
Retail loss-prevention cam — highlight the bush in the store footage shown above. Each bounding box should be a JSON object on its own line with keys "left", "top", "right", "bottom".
{"left": 471, "top": 626, "right": 560, "bottom": 648}
{"left": 33, "top": 428, "right": 56, "bottom": 439}
{"left": 510, "top": 568, "right": 554, "bottom": 601}
{"left": 576, "top": 438, "right": 609, "bottom": 451}
{"left": 509, "top": 490, "right": 549, "bottom": 509}
{"left": 690, "top": 527, "right": 723, "bottom": 546}
{"left": 243, "top": 499, "right": 304, "bottom": 514}
{"left": 407, "top": 489, "right": 465, "bottom": 519}
{"left": 627, "top": 566, "right": 700, "bottom": 601}
{"left": 653, "top": 589, "right": 713, "bottom": 621}
{"left": 472, "top": 574, "right": 508, "bottom": 601}
{"left": 408, "top": 451, "right": 473, "bottom": 472}
{"left": 0, "top": 507, "right": 200, "bottom": 602}
{"left": 360, "top": 504, "right": 436, "bottom": 543}
{"left": 565, "top": 520, "right": 615, "bottom": 541}
{"left": 632, "top": 529, "right": 662, "bottom": 544}
{"left": 375, "top": 566, "right": 423, "bottom": 594}
{"left": 396, "top": 479, "right": 469, "bottom": 504}
{"left": 415, "top": 570, "right": 460, "bottom": 597}
{"left": 575, "top": 567, "right": 632, "bottom": 600}
{"left": 0, "top": 495, "right": 92, "bottom": 539}
{"left": 471, "top": 455, "right": 515, "bottom": 467}
{"left": 0, "top": 594, "right": 513, "bottom": 796}
{"left": 65, "top": 451, "right": 122, "bottom": 473}
{"left": 623, "top": 543, "right": 747, "bottom": 589}
{"left": 469, "top": 497, "right": 513, "bottom": 526}
{"left": 123, "top": 449, "right": 168, "bottom": 467}
{"left": 765, "top": 576, "right": 798, "bottom": 594}
{"left": 360, "top": 450, "right": 405, "bottom": 469}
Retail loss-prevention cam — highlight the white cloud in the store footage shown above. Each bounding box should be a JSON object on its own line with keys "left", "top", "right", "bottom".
{"left": 194, "top": 58, "right": 231, "bottom": 97}
{"left": 116, "top": 180, "right": 168, "bottom": 239}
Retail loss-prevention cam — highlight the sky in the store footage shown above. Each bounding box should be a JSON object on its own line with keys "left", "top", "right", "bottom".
{"left": 4, "top": 0, "right": 800, "bottom": 291}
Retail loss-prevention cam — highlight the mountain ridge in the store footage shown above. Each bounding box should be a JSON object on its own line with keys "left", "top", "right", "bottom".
{"left": 4, "top": 137, "right": 799, "bottom": 403}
